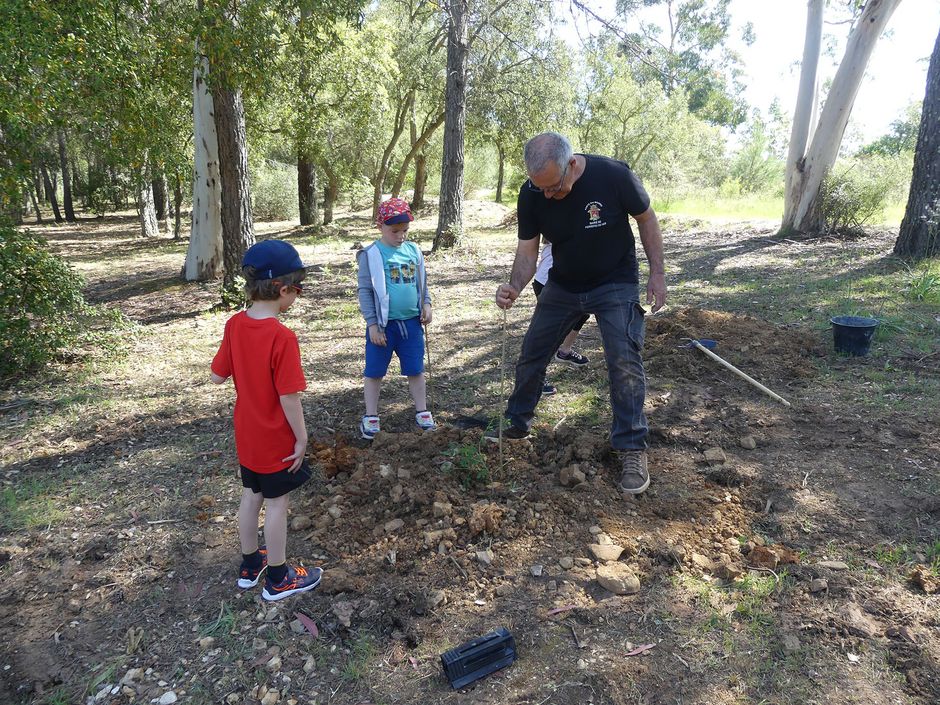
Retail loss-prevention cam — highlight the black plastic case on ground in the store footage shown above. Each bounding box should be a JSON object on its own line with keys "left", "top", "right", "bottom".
{"left": 440, "top": 627, "right": 517, "bottom": 689}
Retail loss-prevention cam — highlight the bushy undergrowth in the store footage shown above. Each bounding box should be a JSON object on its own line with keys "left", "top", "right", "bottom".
{"left": 816, "top": 153, "right": 913, "bottom": 234}
{"left": 251, "top": 160, "right": 298, "bottom": 222}
{"left": 0, "top": 222, "right": 127, "bottom": 383}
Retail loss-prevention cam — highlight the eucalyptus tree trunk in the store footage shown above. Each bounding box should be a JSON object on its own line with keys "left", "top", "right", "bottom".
{"left": 894, "top": 27, "right": 940, "bottom": 259}
{"left": 212, "top": 83, "right": 254, "bottom": 298}
{"left": 57, "top": 130, "right": 75, "bottom": 221}
{"left": 298, "top": 152, "right": 320, "bottom": 226}
{"left": 185, "top": 51, "right": 223, "bottom": 280}
{"left": 433, "top": 0, "right": 469, "bottom": 251}
{"left": 40, "top": 163, "right": 63, "bottom": 223}
{"left": 781, "top": 0, "right": 901, "bottom": 234}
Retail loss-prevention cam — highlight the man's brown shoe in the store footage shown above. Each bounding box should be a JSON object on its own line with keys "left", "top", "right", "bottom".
{"left": 617, "top": 450, "right": 649, "bottom": 494}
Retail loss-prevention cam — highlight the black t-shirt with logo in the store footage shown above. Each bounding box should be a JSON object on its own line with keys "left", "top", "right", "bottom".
{"left": 517, "top": 154, "right": 650, "bottom": 293}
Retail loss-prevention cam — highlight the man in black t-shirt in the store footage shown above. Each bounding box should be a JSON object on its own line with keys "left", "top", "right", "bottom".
{"left": 492, "top": 132, "right": 666, "bottom": 495}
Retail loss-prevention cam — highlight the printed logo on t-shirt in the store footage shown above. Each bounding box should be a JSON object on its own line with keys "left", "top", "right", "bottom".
{"left": 389, "top": 261, "right": 416, "bottom": 284}
{"left": 585, "top": 201, "right": 606, "bottom": 229}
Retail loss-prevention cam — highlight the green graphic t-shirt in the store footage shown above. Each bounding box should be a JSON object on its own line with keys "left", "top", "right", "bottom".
{"left": 376, "top": 240, "right": 420, "bottom": 321}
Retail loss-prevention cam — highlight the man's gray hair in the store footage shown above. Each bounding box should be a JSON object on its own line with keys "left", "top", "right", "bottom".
{"left": 524, "top": 132, "right": 573, "bottom": 175}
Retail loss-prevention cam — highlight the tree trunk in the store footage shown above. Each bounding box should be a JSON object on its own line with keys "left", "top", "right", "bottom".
{"left": 71, "top": 155, "right": 82, "bottom": 202}
{"left": 372, "top": 91, "right": 415, "bottom": 220}
{"left": 185, "top": 52, "right": 223, "bottom": 280}
{"left": 212, "top": 82, "right": 255, "bottom": 298}
{"left": 391, "top": 110, "right": 446, "bottom": 198}
{"left": 138, "top": 176, "right": 160, "bottom": 238}
{"left": 84, "top": 160, "right": 92, "bottom": 208}
{"left": 495, "top": 143, "right": 505, "bottom": 203}
{"left": 28, "top": 180, "right": 42, "bottom": 222}
{"left": 894, "top": 28, "right": 940, "bottom": 259}
{"left": 173, "top": 171, "right": 183, "bottom": 240}
{"left": 152, "top": 174, "right": 169, "bottom": 221}
{"left": 323, "top": 168, "right": 339, "bottom": 225}
{"left": 781, "top": 0, "right": 902, "bottom": 234}
{"left": 33, "top": 168, "right": 44, "bottom": 204}
{"left": 413, "top": 151, "right": 428, "bottom": 210}
{"left": 40, "top": 163, "right": 64, "bottom": 222}
{"left": 57, "top": 130, "right": 75, "bottom": 221}
{"left": 433, "top": 0, "right": 469, "bottom": 251}
{"left": 298, "top": 152, "right": 320, "bottom": 226}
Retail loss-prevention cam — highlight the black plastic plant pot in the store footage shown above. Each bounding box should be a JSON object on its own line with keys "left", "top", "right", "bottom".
{"left": 831, "top": 315, "right": 879, "bottom": 356}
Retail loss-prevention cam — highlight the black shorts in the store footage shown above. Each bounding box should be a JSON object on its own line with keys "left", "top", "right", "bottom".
{"left": 532, "top": 281, "right": 589, "bottom": 331}
{"left": 240, "top": 459, "right": 312, "bottom": 498}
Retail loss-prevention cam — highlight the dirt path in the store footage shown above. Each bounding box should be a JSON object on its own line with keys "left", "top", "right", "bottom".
{"left": 0, "top": 208, "right": 937, "bottom": 705}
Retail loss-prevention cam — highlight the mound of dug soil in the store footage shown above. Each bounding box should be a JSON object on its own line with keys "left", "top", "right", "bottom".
{"left": 645, "top": 307, "right": 825, "bottom": 384}
{"left": 295, "top": 423, "right": 761, "bottom": 640}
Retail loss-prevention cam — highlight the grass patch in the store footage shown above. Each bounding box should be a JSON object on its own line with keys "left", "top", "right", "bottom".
{"left": 654, "top": 193, "right": 783, "bottom": 220}
{"left": 341, "top": 632, "right": 377, "bottom": 683}
{"left": 564, "top": 387, "right": 604, "bottom": 426}
{"left": 0, "top": 476, "right": 66, "bottom": 531}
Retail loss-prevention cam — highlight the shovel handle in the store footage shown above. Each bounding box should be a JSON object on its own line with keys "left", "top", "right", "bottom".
{"left": 692, "top": 341, "right": 792, "bottom": 407}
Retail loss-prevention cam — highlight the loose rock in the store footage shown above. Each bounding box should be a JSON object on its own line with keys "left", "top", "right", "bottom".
{"left": 739, "top": 436, "right": 757, "bottom": 450}
{"left": 589, "top": 544, "right": 624, "bottom": 562}
{"left": 595, "top": 564, "right": 640, "bottom": 595}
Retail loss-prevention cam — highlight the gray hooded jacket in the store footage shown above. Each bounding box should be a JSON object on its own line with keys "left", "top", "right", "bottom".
{"left": 356, "top": 241, "right": 431, "bottom": 330}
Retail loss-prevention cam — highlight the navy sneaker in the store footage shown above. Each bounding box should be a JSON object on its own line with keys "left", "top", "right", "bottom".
{"left": 555, "top": 349, "right": 589, "bottom": 367}
{"left": 261, "top": 565, "right": 323, "bottom": 602}
{"left": 237, "top": 546, "right": 268, "bottom": 589}
{"left": 542, "top": 383, "right": 557, "bottom": 396}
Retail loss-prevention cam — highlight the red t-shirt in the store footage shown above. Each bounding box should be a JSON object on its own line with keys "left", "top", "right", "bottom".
{"left": 211, "top": 311, "right": 307, "bottom": 473}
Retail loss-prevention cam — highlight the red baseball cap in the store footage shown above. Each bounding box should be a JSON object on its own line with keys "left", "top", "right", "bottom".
{"left": 378, "top": 197, "right": 414, "bottom": 225}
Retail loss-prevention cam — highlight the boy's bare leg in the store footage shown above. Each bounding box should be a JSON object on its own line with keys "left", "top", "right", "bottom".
{"left": 263, "top": 494, "right": 289, "bottom": 566}
{"left": 364, "top": 377, "right": 382, "bottom": 416}
{"left": 238, "top": 488, "right": 264, "bottom": 554}
{"left": 557, "top": 328, "right": 581, "bottom": 355}
{"left": 407, "top": 373, "right": 427, "bottom": 411}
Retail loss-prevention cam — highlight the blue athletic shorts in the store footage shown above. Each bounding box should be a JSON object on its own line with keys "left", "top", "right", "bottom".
{"left": 364, "top": 316, "right": 425, "bottom": 378}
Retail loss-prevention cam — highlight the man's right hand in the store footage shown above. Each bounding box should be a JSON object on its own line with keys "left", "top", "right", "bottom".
{"left": 495, "top": 284, "right": 519, "bottom": 309}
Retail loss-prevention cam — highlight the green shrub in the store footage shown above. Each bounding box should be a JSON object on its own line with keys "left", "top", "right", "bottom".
{"left": 251, "top": 160, "right": 298, "bottom": 222}
{"left": 816, "top": 168, "right": 889, "bottom": 234}
{"left": 816, "top": 153, "right": 914, "bottom": 234}
{"left": 0, "top": 223, "right": 119, "bottom": 382}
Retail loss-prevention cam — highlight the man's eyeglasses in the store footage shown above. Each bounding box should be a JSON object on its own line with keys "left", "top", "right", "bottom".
{"left": 527, "top": 161, "right": 570, "bottom": 195}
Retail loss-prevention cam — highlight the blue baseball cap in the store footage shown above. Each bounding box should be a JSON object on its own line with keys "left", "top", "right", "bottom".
{"left": 242, "top": 239, "right": 305, "bottom": 280}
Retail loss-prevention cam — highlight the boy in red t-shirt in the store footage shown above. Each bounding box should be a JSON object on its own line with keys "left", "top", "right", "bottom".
{"left": 211, "top": 239, "right": 322, "bottom": 601}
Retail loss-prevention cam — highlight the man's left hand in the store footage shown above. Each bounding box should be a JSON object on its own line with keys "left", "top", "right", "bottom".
{"left": 646, "top": 271, "right": 667, "bottom": 313}
{"left": 421, "top": 304, "right": 432, "bottom": 325}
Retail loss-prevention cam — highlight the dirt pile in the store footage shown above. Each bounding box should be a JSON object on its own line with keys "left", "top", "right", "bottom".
{"left": 645, "top": 307, "right": 825, "bottom": 384}
{"left": 293, "top": 424, "right": 763, "bottom": 642}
